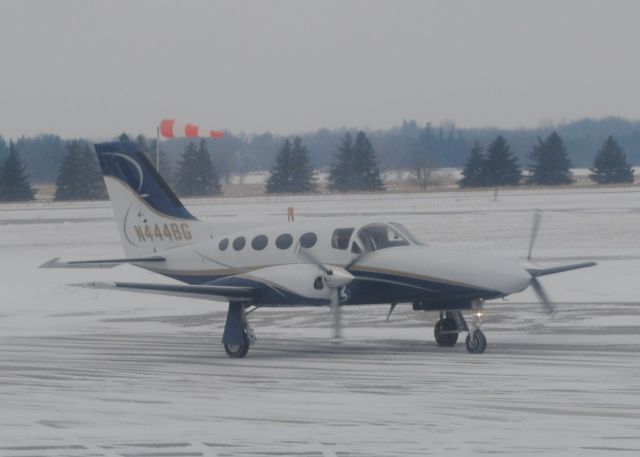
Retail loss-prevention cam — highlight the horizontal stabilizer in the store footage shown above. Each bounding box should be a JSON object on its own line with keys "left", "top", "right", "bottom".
{"left": 526, "top": 261, "right": 596, "bottom": 278}
{"left": 40, "top": 256, "right": 166, "bottom": 269}
{"left": 72, "top": 281, "right": 255, "bottom": 301}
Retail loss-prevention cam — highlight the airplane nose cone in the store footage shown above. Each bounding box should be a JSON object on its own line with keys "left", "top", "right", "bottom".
{"left": 496, "top": 260, "right": 531, "bottom": 295}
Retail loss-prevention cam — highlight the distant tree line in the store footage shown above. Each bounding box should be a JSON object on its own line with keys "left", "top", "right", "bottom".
{"left": 3, "top": 117, "right": 640, "bottom": 187}
{"left": 0, "top": 117, "right": 637, "bottom": 201}
{"left": 459, "top": 132, "right": 634, "bottom": 188}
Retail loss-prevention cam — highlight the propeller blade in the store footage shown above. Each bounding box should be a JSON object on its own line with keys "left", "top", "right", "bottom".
{"left": 527, "top": 210, "right": 542, "bottom": 261}
{"left": 297, "top": 245, "right": 353, "bottom": 339}
{"left": 298, "top": 247, "right": 331, "bottom": 274}
{"left": 530, "top": 277, "right": 555, "bottom": 315}
{"left": 331, "top": 288, "right": 342, "bottom": 339}
{"left": 345, "top": 251, "right": 368, "bottom": 270}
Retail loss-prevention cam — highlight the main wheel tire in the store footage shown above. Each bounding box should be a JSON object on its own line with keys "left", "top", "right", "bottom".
{"left": 434, "top": 319, "right": 459, "bottom": 347}
{"left": 465, "top": 330, "right": 487, "bottom": 354}
{"left": 224, "top": 335, "right": 250, "bottom": 358}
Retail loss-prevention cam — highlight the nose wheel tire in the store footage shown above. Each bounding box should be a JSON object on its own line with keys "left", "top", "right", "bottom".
{"left": 465, "top": 330, "right": 487, "bottom": 354}
{"left": 434, "top": 318, "right": 459, "bottom": 347}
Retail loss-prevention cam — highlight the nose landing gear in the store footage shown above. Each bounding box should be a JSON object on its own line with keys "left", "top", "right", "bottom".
{"left": 465, "top": 329, "right": 487, "bottom": 354}
{"left": 432, "top": 302, "right": 488, "bottom": 354}
{"left": 465, "top": 301, "right": 487, "bottom": 354}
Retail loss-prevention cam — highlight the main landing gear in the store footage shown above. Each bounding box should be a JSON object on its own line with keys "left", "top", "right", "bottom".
{"left": 433, "top": 307, "right": 487, "bottom": 354}
{"left": 222, "top": 302, "right": 256, "bottom": 358}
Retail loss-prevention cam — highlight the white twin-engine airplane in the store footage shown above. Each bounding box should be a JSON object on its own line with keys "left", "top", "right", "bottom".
{"left": 42, "top": 141, "right": 596, "bottom": 358}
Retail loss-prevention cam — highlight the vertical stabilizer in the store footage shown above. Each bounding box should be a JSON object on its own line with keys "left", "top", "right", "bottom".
{"left": 94, "top": 141, "right": 200, "bottom": 257}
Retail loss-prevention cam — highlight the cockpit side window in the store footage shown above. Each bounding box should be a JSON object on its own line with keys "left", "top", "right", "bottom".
{"left": 331, "top": 228, "right": 354, "bottom": 250}
{"left": 358, "top": 224, "right": 410, "bottom": 252}
{"left": 389, "top": 222, "right": 425, "bottom": 245}
{"left": 351, "top": 241, "right": 362, "bottom": 254}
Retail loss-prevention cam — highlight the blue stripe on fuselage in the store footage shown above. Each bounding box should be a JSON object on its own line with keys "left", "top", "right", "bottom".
{"left": 151, "top": 268, "right": 501, "bottom": 307}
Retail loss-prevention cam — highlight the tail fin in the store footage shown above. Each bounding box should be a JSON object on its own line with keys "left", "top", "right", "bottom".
{"left": 95, "top": 141, "right": 200, "bottom": 257}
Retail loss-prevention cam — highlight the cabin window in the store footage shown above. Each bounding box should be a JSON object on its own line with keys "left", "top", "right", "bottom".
{"left": 331, "top": 228, "right": 354, "bottom": 250}
{"left": 276, "top": 233, "right": 293, "bottom": 249}
{"left": 218, "top": 238, "right": 229, "bottom": 251}
{"left": 351, "top": 242, "right": 362, "bottom": 254}
{"left": 299, "top": 232, "right": 317, "bottom": 249}
{"left": 232, "top": 236, "right": 246, "bottom": 251}
{"left": 358, "top": 224, "right": 410, "bottom": 251}
{"left": 251, "top": 234, "right": 268, "bottom": 251}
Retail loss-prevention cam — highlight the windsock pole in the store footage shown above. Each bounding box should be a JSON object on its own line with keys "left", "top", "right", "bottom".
{"left": 156, "top": 125, "right": 160, "bottom": 170}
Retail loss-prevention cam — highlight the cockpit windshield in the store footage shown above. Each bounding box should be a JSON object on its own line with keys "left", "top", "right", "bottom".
{"left": 357, "top": 223, "right": 411, "bottom": 252}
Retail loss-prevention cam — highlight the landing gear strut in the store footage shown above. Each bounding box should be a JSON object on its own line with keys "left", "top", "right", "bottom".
{"left": 222, "top": 302, "right": 255, "bottom": 358}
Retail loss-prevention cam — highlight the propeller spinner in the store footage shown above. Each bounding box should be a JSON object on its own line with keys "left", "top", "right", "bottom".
{"left": 298, "top": 247, "right": 354, "bottom": 337}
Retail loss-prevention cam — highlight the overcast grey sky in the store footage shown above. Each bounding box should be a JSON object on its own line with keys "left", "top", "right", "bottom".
{"left": 1, "top": 0, "right": 639, "bottom": 139}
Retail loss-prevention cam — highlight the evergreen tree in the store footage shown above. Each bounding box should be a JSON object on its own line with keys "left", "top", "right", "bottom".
{"left": 528, "top": 131, "right": 573, "bottom": 185}
{"left": 54, "top": 142, "right": 107, "bottom": 201}
{"left": 590, "top": 135, "right": 635, "bottom": 184}
{"left": 194, "top": 139, "right": 221, "bottom": 195}
{"left": 459, "top": 142, "right": 487, "bottom": 188}
{"left": 352, "top": 131, "right": 385, "bottom": 191}
{"left": 79, "top": 143, "right": 107, "bottom": 199}
{"left": 174, "top": 141, "right": 198, "bottom": 196}
{"left": 174, "top": 140, "right": 221, "bottom": 196}
{"left": 329, "top": 131, "right": 384, "bottom": 191}
{"left": 483, "top": 135, "right": 522, "bottom": 186}
{"left": 54, "top": 141, "right": 82, "bottom": 200}
{"left": 118, "top": 133, "right": 131, "bottom": 142}
{"left": 0, "top": 135, "right": 8, "bottom": 162}
{"left": 266, "top": 137, "right": 316, "bottom": 193}
{"left": 0, "top": 142, "right": 35, "bottom": 201}
{"left": 328, "top": 133, "right": 355, "bottom": 192}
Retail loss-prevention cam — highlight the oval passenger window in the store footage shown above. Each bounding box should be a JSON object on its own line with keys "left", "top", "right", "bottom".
{"left": 232, "top": 236, "right": 246, "bottom": 251}
{"left": 218, "top": 238, "right": 229, "bottom": 251}
{"left": 299, "top": 232, "right": 317, "bottom": 248}
{"left": 276, "top": 234, "right": 293, "bottom": 249}
{"left": 252, "top": 234, "right": 268, "bottom": 251}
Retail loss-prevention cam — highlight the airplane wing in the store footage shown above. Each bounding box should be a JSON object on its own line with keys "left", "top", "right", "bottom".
{"left": 40, "top": 256, "right": 166, "bottom": 269}
{"left": 72, "top": 281, "right": 255, "bottom": 301}
{"left": 526, "top": 261, "right": 596, "bottom": 278}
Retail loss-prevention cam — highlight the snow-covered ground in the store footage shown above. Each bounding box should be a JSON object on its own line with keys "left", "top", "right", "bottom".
{"left": 1, "top": 187, "right": 639, "bottom": 456}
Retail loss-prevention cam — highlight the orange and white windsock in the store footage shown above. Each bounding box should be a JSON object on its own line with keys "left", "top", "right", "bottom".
{"left": 159, "top": 119, "right": 225, "bottom": 139}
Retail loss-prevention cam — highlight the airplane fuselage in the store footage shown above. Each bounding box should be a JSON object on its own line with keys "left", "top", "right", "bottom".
{"left": 136, "top": 220, "right": 532, "bottom": 308}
